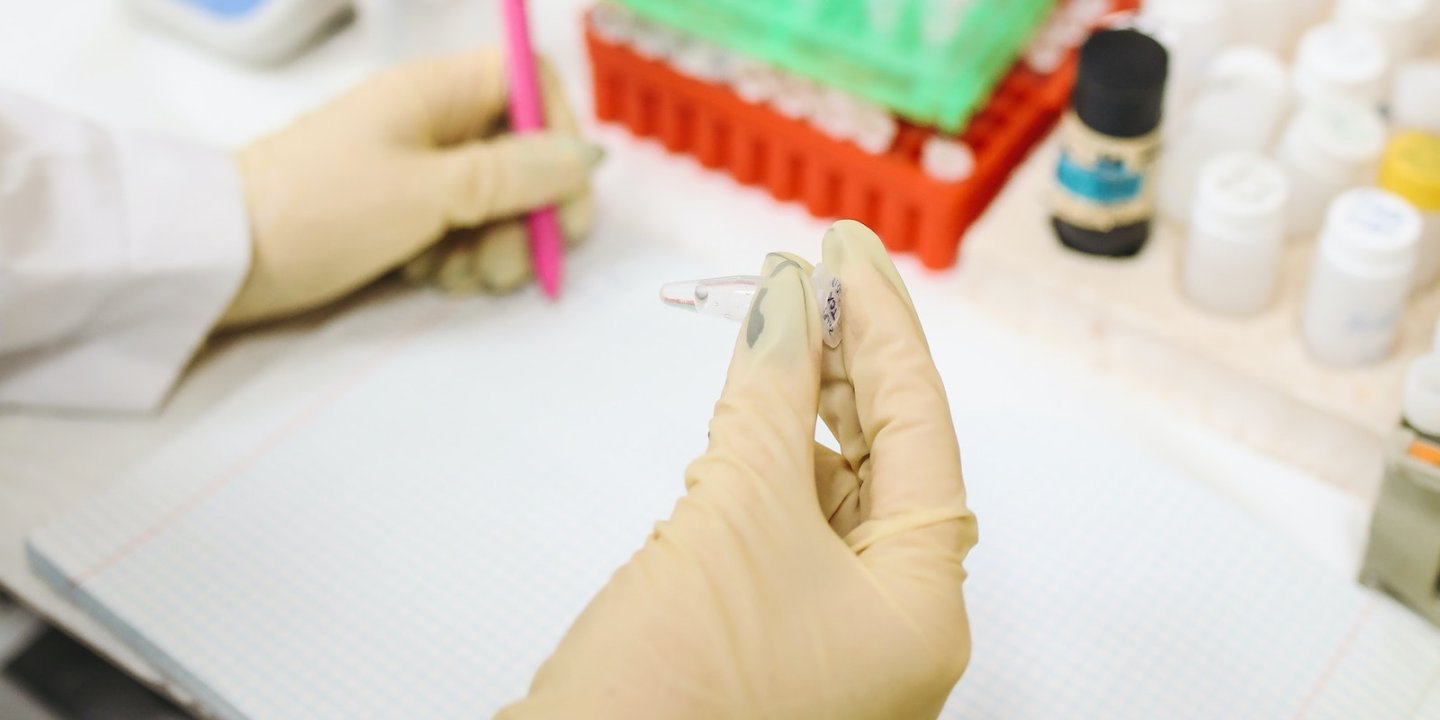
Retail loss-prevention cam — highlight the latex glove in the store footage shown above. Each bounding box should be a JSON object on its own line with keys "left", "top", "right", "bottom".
{"left": 220, "top": 48, "right": 601, "bottom": 327}
{"left": 498, "top": 220, "right": 977, "bottom": 720}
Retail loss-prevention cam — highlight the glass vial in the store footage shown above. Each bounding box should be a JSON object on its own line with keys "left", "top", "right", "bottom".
{"left": 1052, "top": 29, "right": 1169, "bottom": 258}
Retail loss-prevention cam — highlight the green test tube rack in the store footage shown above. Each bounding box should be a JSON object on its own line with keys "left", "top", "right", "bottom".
{"left": 614, "top": 0, "right": 1059, "bottom": 133}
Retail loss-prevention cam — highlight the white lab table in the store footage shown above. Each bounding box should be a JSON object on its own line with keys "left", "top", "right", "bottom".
{"left": 0, "top": 0, "right": 1371, "bottom": 709}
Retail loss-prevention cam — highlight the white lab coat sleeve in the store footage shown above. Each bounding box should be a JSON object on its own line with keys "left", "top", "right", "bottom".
{"left": 0, "top": 92, "right": 251, "bottom": 413}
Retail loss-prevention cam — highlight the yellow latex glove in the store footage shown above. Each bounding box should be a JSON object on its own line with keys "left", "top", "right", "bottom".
{"left": 221, "top": 48, "right": 601, "bottom": 327}
{"left": 498, "top": 220, "right": 977, "bottom": 720}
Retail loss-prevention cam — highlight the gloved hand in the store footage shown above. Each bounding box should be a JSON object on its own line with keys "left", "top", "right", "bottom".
{"left": 498, "top": 220, "right": 977, "bottom": 720}
{"left": 220, "top": 48, "right": 601, "bottom": 328}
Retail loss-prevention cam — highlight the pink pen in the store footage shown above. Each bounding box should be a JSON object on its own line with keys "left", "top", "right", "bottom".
{"left": 501, "top": 0, "right": 564, "bottom": 298}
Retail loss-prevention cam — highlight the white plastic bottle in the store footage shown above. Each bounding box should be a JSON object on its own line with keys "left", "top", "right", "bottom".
{"left": 1334, "top": 0, "right": 1427, "bottom": 64}
{"left": 1183, "top": 153, "right": 1291, "bottom": 316}
{"left": 1229, "top": 0, "right": 1304, "bottom": 55}
{"left": 1301, "top": 188, "right": 1422, "bottom": 366}
{"left": 1139, "top": 0, "right": 1229, "bottom": 124}
{"left": 1274, "top": 99, "right": 1387, "bottom": 240}
{"left": 1380, "top": 131, "right": 1440, "bottom": 292}
{"left": 1392, "top": 61, "right": 1440, "bottom": 135}
{"left": 1159, "top": 46, "right": 1288, "bottom": 224}
{"left": 1292, "top": 23, "right": 1389, "bottom": 108}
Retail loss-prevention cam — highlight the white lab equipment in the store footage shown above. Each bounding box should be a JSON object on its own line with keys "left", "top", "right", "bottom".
{"left": 1334, "top": 0, "right": 1427, "bottom": 64}
{"left": 1159, "top": 46, "right": 1288, "bottom": 224}
{"left": 126, "top": 0, "right": 352, "bottom": 65}
{"left": 1183, "top": 153, "right": 1291, "bottom": 316}
{"left": 1275, "top": 99, "right": 1388, "bottom": 240}
{"left": 660, "top": 267, "right": 843, "bottom": 347}
{"left": 1391, "top": 62, "right": 1440, "bottom": 134}
{"left": 1292, "top": 24, "right": 1389, "bottom": 108}
{"left": 1301, "top": 188, "right": 1422, "bottom": 366}
{"left": 358, "top": 0, "right": 494, "bottom": 63}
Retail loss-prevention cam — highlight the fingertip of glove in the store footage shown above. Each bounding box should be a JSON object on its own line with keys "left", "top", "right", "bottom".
{"left": 821, "top": 219, "right": 918, "bottom": 315}
{"left": 739, "top": 253, "right": 815, "bottom": 354}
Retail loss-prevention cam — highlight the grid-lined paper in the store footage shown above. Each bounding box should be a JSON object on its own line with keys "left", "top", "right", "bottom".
{"left": 28, "top": 256, "right": 1440, "bottom": 719}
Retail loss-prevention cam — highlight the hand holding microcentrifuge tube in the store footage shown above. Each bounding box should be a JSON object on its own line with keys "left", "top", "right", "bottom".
{"left": 220, "top": 48, "right": 603, "bottom": 328}
{"left": 498, "top": 221, "right": 977, "bottom": 720}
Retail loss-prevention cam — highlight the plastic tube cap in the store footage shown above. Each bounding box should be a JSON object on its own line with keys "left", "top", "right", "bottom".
{"left": 1404, "top": 354, "right": 1440, "bottom": 437}
{"left": 921, "top": 138, "right": 976, "bottom": 183}
{"left": 1319, "top": 188, "right": 1423, "bottom": 274}
{"left": 1381, "top": 132, "right": 1440, "bottom": 212}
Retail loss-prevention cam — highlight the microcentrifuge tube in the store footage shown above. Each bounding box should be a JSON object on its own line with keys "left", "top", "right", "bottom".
{"left": 660, "top": 265, "right": 843, "bottom": 347}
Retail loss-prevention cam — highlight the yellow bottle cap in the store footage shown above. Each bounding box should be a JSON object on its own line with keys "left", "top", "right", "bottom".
{"left": 1380, "top": 131, "right": 1440, "bottom": 211}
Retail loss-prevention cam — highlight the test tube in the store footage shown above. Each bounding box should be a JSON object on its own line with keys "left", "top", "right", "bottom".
{"left": 588, "top": 2, "right": 637, "bottom": 44}
{"left": 660, "top": 266, "right": 843, "bottom": 347}
{"left": 921, "top": 137, "right": 976, "bottom": 183}
{"left": 811, "top": 88, "right": 865, "bottom": 140}
{"left": 732, "top": 59, "right": 783, "bottom": 104}
{"left": 630, "top": 18, "right": 683, "bottom": 60}
{"left": 852, "top": 104, "right": 899, "bottom": 155}
{"left": 772, "top": 73, "right": 823, "bottom": 119}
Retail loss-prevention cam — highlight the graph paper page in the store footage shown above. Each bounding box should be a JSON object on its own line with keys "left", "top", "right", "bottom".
{"left": 28, "top": 256, "right": 1440, "bottom": 719}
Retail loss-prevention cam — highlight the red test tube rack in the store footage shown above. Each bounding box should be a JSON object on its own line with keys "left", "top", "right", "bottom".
{"left": 583, "top": 2, "right": 1137, "bottom": 268}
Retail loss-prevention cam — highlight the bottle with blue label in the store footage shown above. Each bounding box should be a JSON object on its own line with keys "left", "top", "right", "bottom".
{"left": 1052, "top": 28, "right": 1169, "bottom": 257}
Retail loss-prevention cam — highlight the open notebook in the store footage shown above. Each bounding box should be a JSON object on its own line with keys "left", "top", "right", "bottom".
{"left": 29, "top": 257, "right": 1440, "bottom": 719}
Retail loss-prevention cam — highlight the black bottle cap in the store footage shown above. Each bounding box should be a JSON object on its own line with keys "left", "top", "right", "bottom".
{"left": 1072, "top": 28, "right": 1169, "bottom": 138}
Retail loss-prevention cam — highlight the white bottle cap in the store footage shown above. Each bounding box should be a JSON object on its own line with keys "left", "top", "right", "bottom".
{"left": 1279, "top": 98, "right": 1387, "bottom": 181}
{"left": 1194, "top": 153, "right": 1290, "bottom": 236}
{"left": 1318, "top": 188, "right": 1423, "bottom": 275}
{"left": 1392, "top": 61, "right": 1440, "bottom": 134}
{"left": 1334, "top": 0, "right": 1426, "bottom": 62}
{"left": 1293, "top": 24, "right": 1388, "bottom": 107}
{"left": 1404, "top": 354, "right": 1440, "bottom": 436}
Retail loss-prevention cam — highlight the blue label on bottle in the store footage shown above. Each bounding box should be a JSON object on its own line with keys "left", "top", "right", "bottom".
{"left": 1056, "top": 152, "right": 1143, "bottom": 205}
{"left": 176, "top": 0, "right": 268, "bottom": 19}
